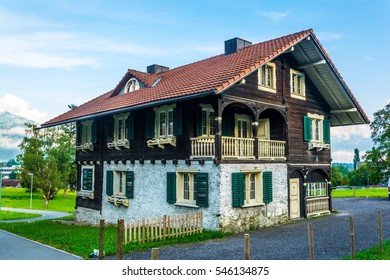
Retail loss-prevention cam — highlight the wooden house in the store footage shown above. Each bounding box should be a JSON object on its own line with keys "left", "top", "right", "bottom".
{"left": 42, "top": 29, "right": 369, "bottom": 231}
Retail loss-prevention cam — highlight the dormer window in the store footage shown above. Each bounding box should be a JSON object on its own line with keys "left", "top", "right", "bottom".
{"left": 258, "top": 63, "right": 276, "bottom": 93}
{"left": 125, "top": 78, "right": 140, "bottom": 93}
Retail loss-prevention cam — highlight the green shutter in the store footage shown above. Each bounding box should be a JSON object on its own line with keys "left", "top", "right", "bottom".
{"left": 91, "top": 121, "right": 97, "bottom": 144}
{"left": 195, "top": 173, "right": 209, "bottom": 207}
{"left": 222, "top": 111, "right": 234, "bottom": 137}
{"left": 166, "top": 172, "right": 176, "bottom": 204}
{"left": 106, "top": 117, "right": 114, "bottom": 143}
{"left": 145, "top": 111, "right": 155, "bottom": 139}
{"left": 196, "top": 107, "right": 203, "bottom": 136}
{"left": 323, "top": 119, "right": 330, "bottom": 143}
{"left": 232, "top": 173, "right": 245, "bottom": 207}
{"left": 125, "top": 171, "right": 134, "bottom": 198}
{"left": 173, "top": 106, "right": 183, "bottom": 136}
{"left": 127, "top": 114, "right": 135, "bottom": 140}
{"left": 106, "top": 170, "right": 113, "bottom": 196}
{"left": 303, "top": 116, "right": 312, "bottom": 142}
{"left": 76, "top": 123, "right": 82, "bottom": 145}
{"left": 263, "top": 171, "right": 273, "bottom": 203}
{"left": 82, "top": 168, "right": 93, "bottom": 191}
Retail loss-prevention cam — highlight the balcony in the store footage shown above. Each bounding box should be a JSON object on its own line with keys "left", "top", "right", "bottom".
{"left": 190, "top": 136, "right": 286, "bottom": 160}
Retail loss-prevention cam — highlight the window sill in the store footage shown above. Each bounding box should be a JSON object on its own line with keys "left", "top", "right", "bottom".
{"left": 174, "top": 202, "right": 199, "bottom": 209}
{"left": 290, "top": 93, "right": 306, "bottom": 100}
{"left": 107, "top": 139, "right": 129, "bottom": 150}
{"left": 76, "top": 143, "right": 94, "bottom": 152}
{"left": 107, "top": 195, "right": 129, "bottom": 207}
{"left": 76, "top": 190, "right": 94, "bottom": 199}
{"left": 258, "top": 85, "right": 276, "bottom": 94}
{"left": 308, "top": 142, "right": 330, "bottom": 151}
{"left": 241, "top": 202, "right": 265, "bottom": 208}
{"left": 147, "top": 137, "right": 176, "bottom": 149}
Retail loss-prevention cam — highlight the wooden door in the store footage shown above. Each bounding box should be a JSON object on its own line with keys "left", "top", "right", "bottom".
{"left": 289, "top": 178, "right": 300, "bottom": 219}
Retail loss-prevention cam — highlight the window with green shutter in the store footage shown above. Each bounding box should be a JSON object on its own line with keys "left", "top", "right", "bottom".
{"left": 81, "top": 167, "right": 94, "bottom": 191}
{"left": 232, "top": 172, "right": 245, "bottom": 207}
{"left": 173, "top": 106, "right": 183, "bottom": 136}
{"left": 166, "top": 172, "right": 176, "bottom": 204}
{"left": 263, "top": 171, "right": 273, "bottom": 203}
{"left": 127, "top": 114, "right": 135, "bottom": 140}
{"left": 106, "top": 117, "right": 115, "bottom": 143}
{"left": 145, "top": 111, "right": 155, "bottom": 139}
{"left": 76, "top": 123, "right": 82, "bottom": 146}
{"left": 106, "top": 170, "right": 113, "bottom": 196}
{"left": 195, "top": 173, "right": 209, "bottom": 207}
{"left": 323, "top": 119, "right": 330, "bottom": 143}
{"left": 222, "top": 111, "right": 234, "bottom": 137}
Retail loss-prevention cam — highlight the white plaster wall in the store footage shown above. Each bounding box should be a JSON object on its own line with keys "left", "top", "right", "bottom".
{"left": 75, "top": 160, "right": 221, "bottom": 229}
{"left": 219, "top": 163, "right": 288, "bottom": 232}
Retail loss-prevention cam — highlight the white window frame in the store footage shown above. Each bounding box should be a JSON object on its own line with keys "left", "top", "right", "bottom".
{"left": 258, "top": 62, "right": 276, "bottom": 93}
{"left": 241, "top": 169, "right": 263, "bottom": 207}
{"left": 290, "top": 69, "right": 306, "bottom": 100}
{"left": 107, "top": 113, "right": 130, "bottom": 149}
{"left": 77, "top": 120, "right": 94, "bottom": 151}
{"left": 306, "top": 182, "right": 328, "bottom": 198}
{"left": 125, "top": 78, "right": 140, "bottom": 93}
{"left": 77, "top": 165, "right": 95, "bottom": 199}
{"left": 199, "top": 104, "right": 215, "bottom": 137}
{"left": 175, "top": 170, "right": 199, "bottom": 208}
{"left": 113, "top": 170, "right": 127, "bottom": 197}
{"left": 235, "top": 114, "right": 252, "bottom": 138}
{"left": 308, "top": 113, "right": 324, "bottom": 143}
{"left": 155, "top": 104, "right": 176, "bottom": 138}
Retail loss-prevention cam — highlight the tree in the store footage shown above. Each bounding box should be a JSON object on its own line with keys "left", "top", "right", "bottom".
{"left": 18, "top": 122, "right": 76, "bottom": 207}
{"left": 364, "top": 103, "right": 390, "bottom": 181}
{"left": 353, "top": 148, "right": 360, "bottom": 170}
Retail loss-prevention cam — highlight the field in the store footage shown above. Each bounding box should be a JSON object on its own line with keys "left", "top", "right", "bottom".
{"left": 331, "top": 187, "right": 388, "bottom": 198}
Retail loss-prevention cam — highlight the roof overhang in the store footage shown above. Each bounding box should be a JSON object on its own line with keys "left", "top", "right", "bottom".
{"left": 290, "top": 35, "right": 369, "bottom": 126}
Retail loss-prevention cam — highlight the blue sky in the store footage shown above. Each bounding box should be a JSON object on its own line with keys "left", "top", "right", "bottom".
{"left": 0, "top": 0, "right": 389, "bottom": 162}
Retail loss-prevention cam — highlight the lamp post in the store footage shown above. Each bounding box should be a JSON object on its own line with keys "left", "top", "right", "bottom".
{"left": 28, "top": 173, "right": 33, "bottom": 209}
{"left": 0, "top": 163, "right": 3, "bottom": 212}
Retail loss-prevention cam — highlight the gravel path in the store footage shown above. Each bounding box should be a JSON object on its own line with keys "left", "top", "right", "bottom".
{"left": 110, "top": 198, "right": 390, "bottom": 260}
{"left": 0, "top": 207, "right": 71, "bottom": 223}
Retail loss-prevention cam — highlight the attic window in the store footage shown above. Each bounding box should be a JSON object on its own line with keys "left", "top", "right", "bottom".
{"left": 125, "top": 78, "right": 140, "bottom": 93}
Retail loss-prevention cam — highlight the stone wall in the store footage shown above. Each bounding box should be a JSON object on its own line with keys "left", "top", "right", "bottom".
{"left": 218, "top": 163, "right": 288, "bottom": 232}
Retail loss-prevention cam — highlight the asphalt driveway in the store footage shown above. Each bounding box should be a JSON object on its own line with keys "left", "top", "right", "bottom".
{"left": 111, "top": 198, "right": 390, "bottom": 260}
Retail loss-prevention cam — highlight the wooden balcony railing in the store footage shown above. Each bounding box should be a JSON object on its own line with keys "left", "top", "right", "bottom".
{"left": 190, "top": 136, "right": 215, "bottom": 158}
{"left": 222, "top": 136, "right": 255, "bottom": 159}
{"left": 305, "top": 197, "right": 330, "bottom": 217}
{"left": 258, "top": 139, "right": 286, "bottom": 159}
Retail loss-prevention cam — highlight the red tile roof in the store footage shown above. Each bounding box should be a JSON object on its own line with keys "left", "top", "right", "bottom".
{"left": 42, "top": 29, "right": 368, "bottom": 127}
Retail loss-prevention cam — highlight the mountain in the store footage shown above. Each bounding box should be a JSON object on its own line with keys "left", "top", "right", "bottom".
{"left": 0, "top": 111, "right": 37, "bottom": 162}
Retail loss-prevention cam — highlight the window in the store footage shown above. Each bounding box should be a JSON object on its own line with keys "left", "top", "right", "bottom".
{"left": 232, "top": 171, "right": 272, "bottom": 207}
{"left": 107, "top": 113, "right": 133, "bottom": 149}
{"left": 290, "top": 69, "right": 306, "bottom": 99}
{"left": 258, "top": 63, "right": 276, "bottom": 93}
{"left": 76, "top": 120, "right": 96, "bottom": 151}
{"left": 81, "top": 166, "right": 94, "bottom": 191}
{"left": 147, "top": 104, "right": 182, "bottom": 148}
{"left": 106, "top": 170, "right": 134, "bottom": 206}
{"left": 235, "top": 114, "right": 252, "bottom": 138}
{"left": 303, "top": 114, "right": 330, "bottom": 150}
{"left": 306, "top": 182, "right": 327, "bottom": 197}
{"left": 125, "top": 78, "right": 140, "bottom": 93}
{"left": 166, "top": 172, "right": 208, "bottom": 207}
{"left": 196, "top": 104, "right": 215, "bottom": 137}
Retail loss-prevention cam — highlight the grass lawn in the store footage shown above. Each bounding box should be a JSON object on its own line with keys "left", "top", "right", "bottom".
{"left": 343, "top": 239, "right": 390, "bottom": 260}
{"left": 0, "top": 210, "right": 42, "bottom": 220}
{"left": 331, "top": 187, "right": 388, "bottom": 198}
{"left": 0, "top": 188, "right": 76, "bottom": 213}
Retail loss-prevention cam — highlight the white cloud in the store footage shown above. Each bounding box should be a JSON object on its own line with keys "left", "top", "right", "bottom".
{"left": 316, "top": 31, "right": 344, "bottom": 42}
{"left": 257, "top": 11, "right": 290, "bottom": 21}
{"left": 331, "top": 149, "right": 367, "bottom": 163}
{"left": 331, "top": 125, "right": 371, "bottom": 141}
{"left": 0, "top": 135, "right": 22, "bottom": 150}
{"left": 0, "top": 127, "right": 26, "bottom": 136}
{"left": 0, "top": 93, "right": 49, "bottom": 124}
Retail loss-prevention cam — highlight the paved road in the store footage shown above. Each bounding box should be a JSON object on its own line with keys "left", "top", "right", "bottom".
{"left": 0, "top": 230, "right": 82, "bottom": 260}
{"left": 0, "top": 207, "right": 82, "bottom": 260}
{"left": 109, "top": 198, "right": 390, "bottom": 260}
{"left": 0, "top": 207, "right": 70, "bottom": 223}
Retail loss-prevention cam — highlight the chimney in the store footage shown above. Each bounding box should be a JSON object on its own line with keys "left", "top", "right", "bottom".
{"left": 147, "top": 64, "right": 170, "bottom": 74}
{"left": 224, "top": 37, "right": 252, "bottom": 55}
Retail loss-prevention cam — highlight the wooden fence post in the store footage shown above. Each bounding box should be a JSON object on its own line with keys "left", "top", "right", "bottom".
{"left": 350, "top": 216, "right": 355, "bottom": 260}
{"left": 379, "top": 211, "right": 383, "bottom": 253}
{"left": 151, "top": 248, "right": 159, "bottom": 260}
{"left": 244, "top": 233, "right": 250, "bottom": 260}
{"left": 308, "top": 223, "right": 314, "bottom": 260}
{"left": 116, "top": 219, "right": 124, "bottom": 260}
{"left": 99, "top": 219, "right": 105, "bottom": 260}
